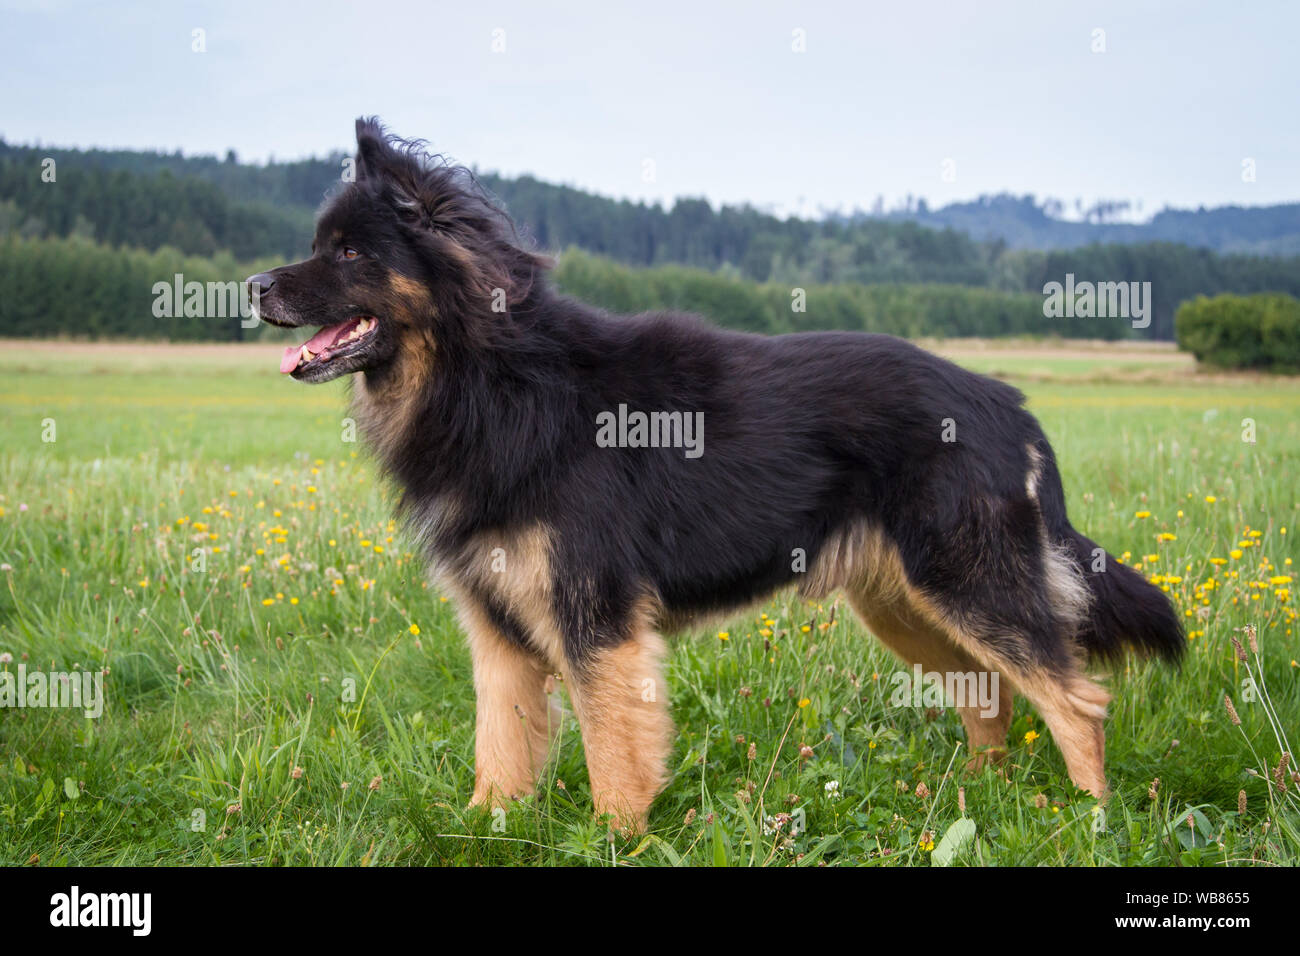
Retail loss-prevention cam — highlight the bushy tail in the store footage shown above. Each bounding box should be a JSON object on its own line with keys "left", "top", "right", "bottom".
{"left": 1065, "top": 529, "right": 1186, "bottom": 664}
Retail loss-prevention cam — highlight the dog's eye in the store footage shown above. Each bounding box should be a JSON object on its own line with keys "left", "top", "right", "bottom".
{"left": 340, "top": 247, "right": 360, "bottom": 261}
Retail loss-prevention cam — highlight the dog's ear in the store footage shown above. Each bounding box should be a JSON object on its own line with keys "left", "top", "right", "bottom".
{"left": 354, "top": 116, "right": 431, "bottom": 227}
{"left": 354, "top": 116, "right": 390, "bottom": 184}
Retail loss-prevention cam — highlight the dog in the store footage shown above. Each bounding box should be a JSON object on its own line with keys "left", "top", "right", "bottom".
{"left": 247, "top": 118, "right": 1184, "bottom": 833}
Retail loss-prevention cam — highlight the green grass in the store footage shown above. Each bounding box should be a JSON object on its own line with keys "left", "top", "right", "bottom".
{"left": 0, "top": 342, "right": 1297, "bottom": 866}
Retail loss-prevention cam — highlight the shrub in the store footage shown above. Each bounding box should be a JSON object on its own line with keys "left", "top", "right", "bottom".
{"left": 1175, "top": 292, "right": 1300, "bottom": 373}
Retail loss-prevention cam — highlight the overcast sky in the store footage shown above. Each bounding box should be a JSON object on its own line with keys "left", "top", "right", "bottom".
{"left": 2, "top": 0, "right": 1294, "bottom": 219}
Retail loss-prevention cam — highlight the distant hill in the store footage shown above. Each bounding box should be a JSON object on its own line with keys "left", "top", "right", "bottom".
{"left": 864, "top": 193, "right": 1300, "bottom": 255}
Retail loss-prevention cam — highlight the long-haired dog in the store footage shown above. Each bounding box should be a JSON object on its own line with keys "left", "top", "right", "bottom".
{"left": 248, "top": 118, "right": 1183, "bottom": 832}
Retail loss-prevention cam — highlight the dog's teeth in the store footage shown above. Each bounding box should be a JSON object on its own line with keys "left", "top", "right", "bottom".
{"left": 359, "top": 317, "right": 372, "bottom": 333}
{"left": 301, "top": 346, "right": 314, "bottom": 362}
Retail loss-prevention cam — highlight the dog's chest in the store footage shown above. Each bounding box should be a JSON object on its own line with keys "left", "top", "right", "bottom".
{"left": 407, "top": 497, "right": 561, "bottom": 654}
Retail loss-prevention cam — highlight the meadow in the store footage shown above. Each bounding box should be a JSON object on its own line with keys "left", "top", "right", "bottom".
{"left": 0, "top": 339, "right": 1296, "bottom": 866}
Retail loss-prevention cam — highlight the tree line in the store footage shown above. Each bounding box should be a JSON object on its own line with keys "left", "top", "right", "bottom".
{"left": 0, "top": 237, "right": 1114, "bottom": 342}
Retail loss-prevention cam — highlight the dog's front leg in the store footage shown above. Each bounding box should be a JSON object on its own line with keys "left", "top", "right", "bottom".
{"left": 565, "top": 630, "right": 674, "bottom": 835}
{"left": 461, "top": 603, "right": 559, "bottom": 808}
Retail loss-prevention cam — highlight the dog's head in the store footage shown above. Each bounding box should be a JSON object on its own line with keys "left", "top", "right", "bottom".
{"left": 248, "top": 117, "right": 548, "bottom": 384}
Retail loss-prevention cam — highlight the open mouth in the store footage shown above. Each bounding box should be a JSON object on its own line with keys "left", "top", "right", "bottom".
{"left": 280, "top": 316, "right": 378, "bottom": 375}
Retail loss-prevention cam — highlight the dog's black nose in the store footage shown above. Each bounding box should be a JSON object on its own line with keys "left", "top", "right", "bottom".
{"left": 246, "top": 272, "right": 276, "bottom": 297}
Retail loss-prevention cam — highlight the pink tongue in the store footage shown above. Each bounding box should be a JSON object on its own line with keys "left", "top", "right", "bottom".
{"left": 279, "top": 319, "right": 359, "bottom": 374}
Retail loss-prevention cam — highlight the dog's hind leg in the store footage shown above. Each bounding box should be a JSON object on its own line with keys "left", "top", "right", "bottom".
{"left": 1008, "top": 667, "right": 1109, "bottom": 798}
{"left": 847, "top": 593, "right": 1014, "bottom": 771}
{"left": 899, "top": 610, "right": 1110, "bottom": 798}
{"left": 459, "top": 599, "right": 562, "bottom": 809}
{"left": 563, "top": 627, "right": 674, "bottom": 835}
{"left": 855, "top": 588, "right": 1109, "bottom": 796}
{"left": 837, "top": 519, "right": 1108, "bottom": 797}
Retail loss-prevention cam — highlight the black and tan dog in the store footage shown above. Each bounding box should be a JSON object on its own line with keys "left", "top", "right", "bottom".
{"left": 248, "top": 118, "right": 1183, "bottom": 832}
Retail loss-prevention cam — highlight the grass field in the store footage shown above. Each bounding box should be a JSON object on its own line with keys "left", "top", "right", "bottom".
{"left": 0, "top": 339, "right": 1297, "bottom": 866}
